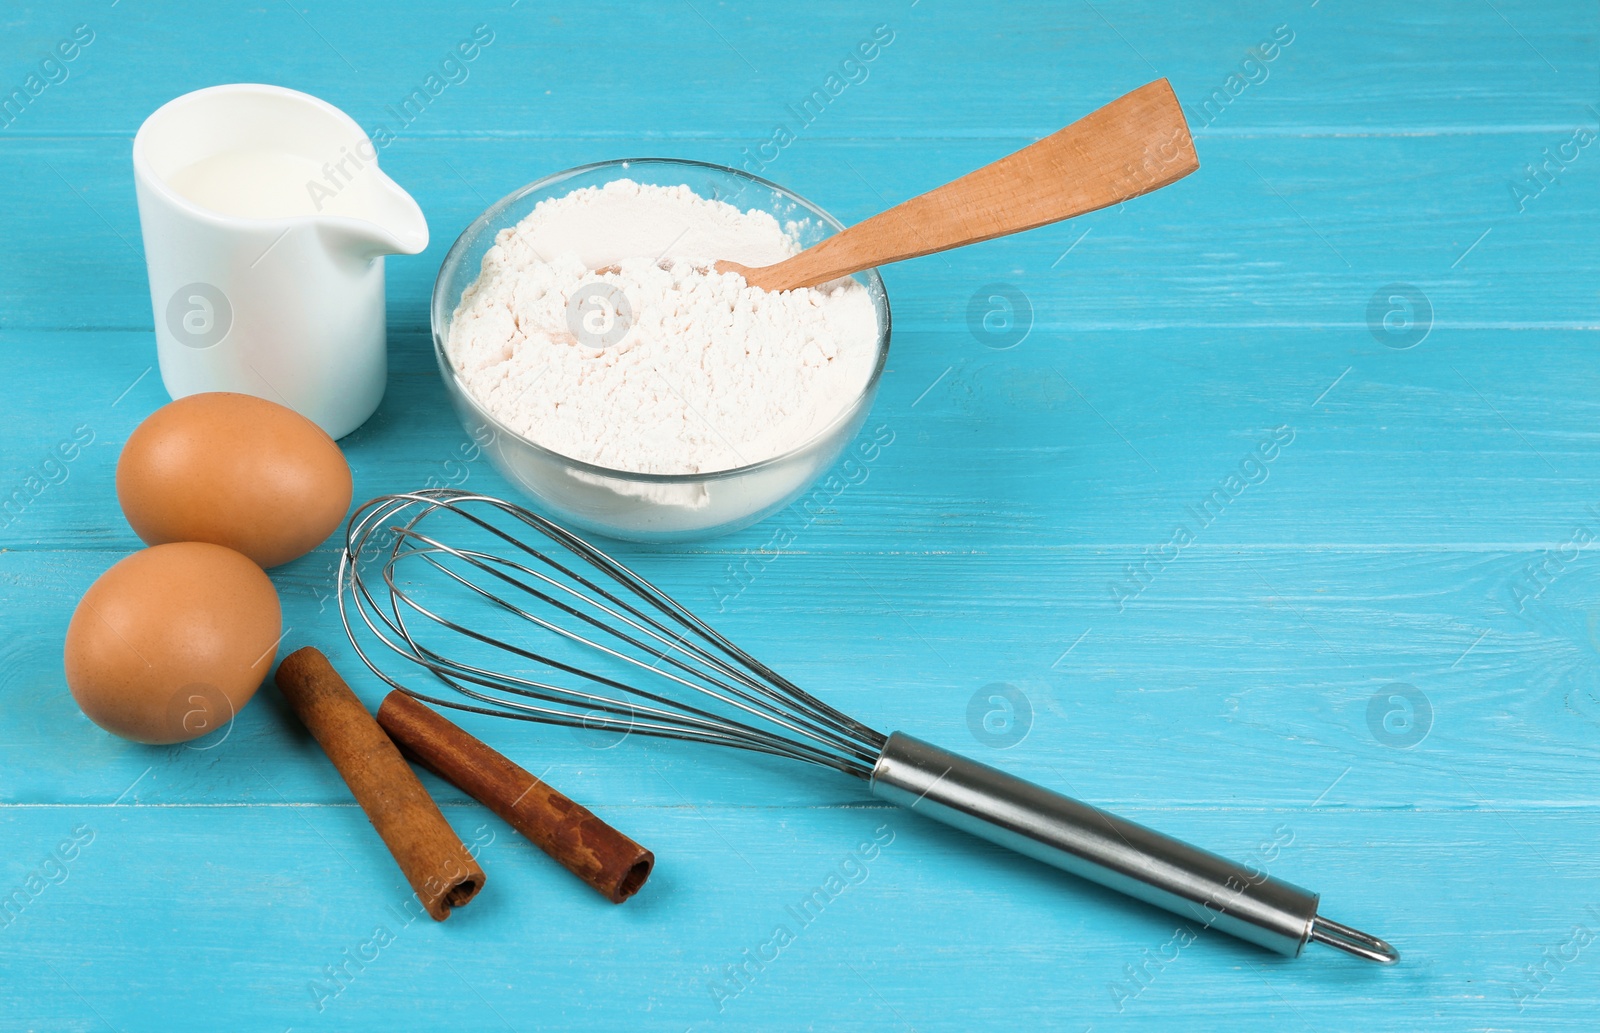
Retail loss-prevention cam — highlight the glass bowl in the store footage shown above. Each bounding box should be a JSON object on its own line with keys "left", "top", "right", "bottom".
{"left": 430, "top": 158, "right": 892, "bottom": 543}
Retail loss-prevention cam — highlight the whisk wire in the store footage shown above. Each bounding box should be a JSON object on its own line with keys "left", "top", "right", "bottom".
{"left": 338, "top": 491, "right": 887, "bottom": 778}
{"left": 361, "top": 561, "right": 869, "bottom": 773}
{"left": 394, "top": 536, "right": 882, "bottom": 766}
{"left": 445, "top": 494, "right": 889, "bottom": 752}
{"left": 428, "top": 504, "right": 888, "bottom": 754}
{"left": 390, "top": 549, "right": 873, "bottom": 769}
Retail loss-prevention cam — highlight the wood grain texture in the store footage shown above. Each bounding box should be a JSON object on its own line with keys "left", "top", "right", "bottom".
{"left": 2, "top": 0, "right": 1599, "bottom": 1029}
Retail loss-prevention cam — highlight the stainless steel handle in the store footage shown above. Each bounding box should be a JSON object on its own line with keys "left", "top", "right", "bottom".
{"left": 869, "top": 732, "right": 1396, "bottom": 962}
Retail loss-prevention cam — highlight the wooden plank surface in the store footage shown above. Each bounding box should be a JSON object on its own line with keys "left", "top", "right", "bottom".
{"left": 3, "top": 0, "right": 1599, "bottom": 1029}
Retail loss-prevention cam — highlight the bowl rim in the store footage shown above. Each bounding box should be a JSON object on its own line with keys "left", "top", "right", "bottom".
{"left": 430, "top": 157, "right": 892, "bottom": 485}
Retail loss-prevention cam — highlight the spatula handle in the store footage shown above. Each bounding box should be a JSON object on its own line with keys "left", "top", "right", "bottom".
{"left": 750, "top": 79, "right": 1198, "bottom": 291}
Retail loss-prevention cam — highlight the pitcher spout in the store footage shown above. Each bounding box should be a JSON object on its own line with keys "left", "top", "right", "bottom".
{"left": 315, "top": 168, "right": 428, "bottom": 262}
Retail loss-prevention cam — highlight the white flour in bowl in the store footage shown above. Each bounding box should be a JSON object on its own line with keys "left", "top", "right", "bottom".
{"left": 445, "top": 179, "right": 879, "bottom": 475}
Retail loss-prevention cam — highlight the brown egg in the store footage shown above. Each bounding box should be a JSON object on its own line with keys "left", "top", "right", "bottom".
{"left": 64, "top": 542, "right": 282, "bottom": 744}
{"left": 117, "top": 392, "right": 353, "bottom": 568}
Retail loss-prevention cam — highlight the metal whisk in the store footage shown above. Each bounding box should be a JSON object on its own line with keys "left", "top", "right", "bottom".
{"left": 339, "top": 489, "right": 1397, "bottom": 964}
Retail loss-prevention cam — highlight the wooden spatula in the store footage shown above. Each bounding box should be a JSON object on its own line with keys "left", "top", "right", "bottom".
{"left": 716, "top": 79, "right": 1199, "bottom": 293}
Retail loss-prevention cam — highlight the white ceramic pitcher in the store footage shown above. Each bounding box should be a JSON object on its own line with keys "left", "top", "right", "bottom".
{"left": 133, "top": 84, "right": 428, "bottom": 439}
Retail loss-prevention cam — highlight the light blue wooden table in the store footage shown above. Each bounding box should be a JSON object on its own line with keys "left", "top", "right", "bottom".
{"left": 3, "top": 1, "right": 1598, "bottom": 1029}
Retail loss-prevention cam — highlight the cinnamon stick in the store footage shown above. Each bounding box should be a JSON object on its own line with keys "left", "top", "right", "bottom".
{"left": 275, "top": 648, "right": 484, "bottom": 920}
{"left": 376, "top": 691, "right": 654, "bottom": 903}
